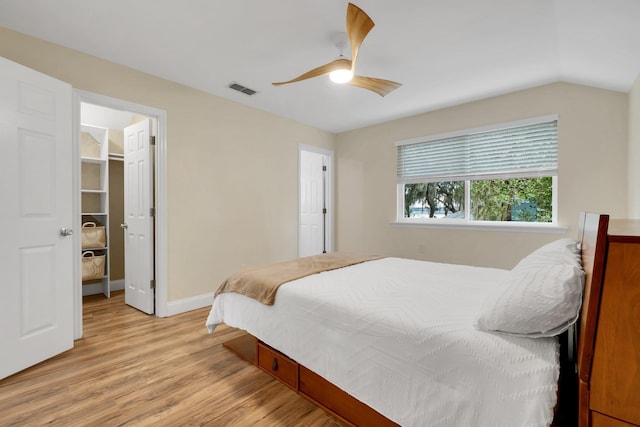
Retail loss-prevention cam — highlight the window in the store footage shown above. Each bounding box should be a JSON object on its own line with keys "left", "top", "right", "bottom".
{"left": 396, "top": 116, "right": 557, "bottom": 225}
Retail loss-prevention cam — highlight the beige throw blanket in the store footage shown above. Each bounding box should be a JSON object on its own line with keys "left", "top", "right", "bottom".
{"left": 215, "top": 253, "right": 383, "bottom": 305}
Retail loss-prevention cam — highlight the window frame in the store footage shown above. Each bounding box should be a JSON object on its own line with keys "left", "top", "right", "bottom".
{"left": 394, "top": 115, "right": 565, "bottom": 233}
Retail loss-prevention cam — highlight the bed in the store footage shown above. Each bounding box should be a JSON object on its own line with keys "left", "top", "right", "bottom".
{"left": 206, "top": 212, "right": 609, "bottom": 427}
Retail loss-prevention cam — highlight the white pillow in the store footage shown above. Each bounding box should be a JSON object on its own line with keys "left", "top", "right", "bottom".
{"left": 474, "top": 239, "right": 585, "bottom": 337}
{"left": 513, "top": 238, "right": 582, "bottom": 271}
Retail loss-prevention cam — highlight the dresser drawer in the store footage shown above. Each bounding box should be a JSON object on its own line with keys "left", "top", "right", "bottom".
{"left": 591, "top": 411, "right": 639, "bottom": 427}
{"left": 257, "top": 342, "right": 298, "bottom": 389}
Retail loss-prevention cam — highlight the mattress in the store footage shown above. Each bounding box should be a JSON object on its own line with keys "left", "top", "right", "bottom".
{"left": 206, "top": 257, "right": 559, "bottom": 427}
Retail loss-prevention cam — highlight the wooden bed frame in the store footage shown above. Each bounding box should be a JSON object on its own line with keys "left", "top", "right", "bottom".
{"left": 223, "top": 212, "right": 610, "bottom": 427}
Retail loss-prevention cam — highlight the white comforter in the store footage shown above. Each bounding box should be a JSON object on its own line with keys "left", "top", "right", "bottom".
{"left": 206, "top": 257, "right": 559, "bottom": 427}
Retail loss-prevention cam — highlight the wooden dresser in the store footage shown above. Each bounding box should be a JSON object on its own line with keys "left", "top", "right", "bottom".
{"left": 587, "top": 220, "right": 640, "bottom": 427}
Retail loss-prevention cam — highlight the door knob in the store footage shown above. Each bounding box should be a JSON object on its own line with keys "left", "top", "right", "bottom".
{"left": 59, "top": 228, "right": 73, "bottom": 237}
{"left": 120, "top": 223, "right": 128, "bottom": 229}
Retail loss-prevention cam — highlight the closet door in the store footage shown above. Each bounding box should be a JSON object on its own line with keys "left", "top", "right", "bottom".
{"left": 299, "top": 149, "right": 328, "bottom": 257}
{"left": 0, "top": 57, "right": 74, "bottom": 379}
{"left": 123, "top": 118, "right": 154, "bottom": 314}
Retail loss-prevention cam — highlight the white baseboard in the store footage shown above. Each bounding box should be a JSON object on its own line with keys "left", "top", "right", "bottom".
{"left": 82, "top": 279, "right": 124, "bottom": 297}
{"left": 82, "top": 280, "right": 212, "bottom": 317}
{"left": 165, "top": 292, "right": 214, "bottom": 317}
{"left": 110, "top": 279, "right": 124, "bottom": 291}
{"left": 82, "top": 282, "right": 103, "bottom": 296}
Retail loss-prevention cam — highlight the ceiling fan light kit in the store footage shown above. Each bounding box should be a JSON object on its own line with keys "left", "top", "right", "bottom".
{"left": 272, "top": 2, "right": 401, "bottom": 96}
{"left": 329, "top": 68, "right": 353, "bottom": 84}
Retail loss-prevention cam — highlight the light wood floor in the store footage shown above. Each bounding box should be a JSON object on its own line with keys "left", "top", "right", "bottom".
{"left": 0, "top": 291, "right": 345, "bottom": 426}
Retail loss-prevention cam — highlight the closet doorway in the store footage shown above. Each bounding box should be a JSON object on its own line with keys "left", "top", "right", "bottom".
{"left": 80, "top": 103, "right": 154, "bottom": 314}
{"left": 74, "top": 91, "right": 168, "bottom": 339}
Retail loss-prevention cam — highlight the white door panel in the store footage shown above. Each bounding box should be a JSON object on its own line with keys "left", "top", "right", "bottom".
{"left": 124, "top": 119, "right": 154, "bottom": 314}
{"left": 299, "top": 150, "right": 326, "bottom": 257}
{"left": 0, "top": 57, "right": 74, "bottom": 379}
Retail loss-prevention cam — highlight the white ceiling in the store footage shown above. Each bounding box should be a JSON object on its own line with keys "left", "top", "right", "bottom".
{"left": 81, "top": 103, "right": 134, "bottom": 130}
{"left": 1, "top": 0, "right": 640, "bottom": 133}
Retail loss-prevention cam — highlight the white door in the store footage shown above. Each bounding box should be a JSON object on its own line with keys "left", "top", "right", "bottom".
{"left": 123, "top": 119, "right": 154, "bottom": 314}
{"left": 299, "top": 150, "right": 326, "bottom": 257}
{"left": 0, "top": 57, "right": 74, "bottom": 379}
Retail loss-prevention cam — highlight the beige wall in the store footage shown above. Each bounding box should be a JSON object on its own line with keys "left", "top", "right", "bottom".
{"left": 109, "top": 157, "right": 124, "bottom": 281}
{"left": 0, "top": 28, "right": 335, "bottom": 301}
{"left": 629, "top": 74, "right": 640, "bottom": 218}
{"left": 0, "top": 27, "right": 632, "bottom": 298}
{"left": 335, "top": 83, "right": 628, "bottom": 269}
{"left": 108, "top": 127, "right": 125, "bottom": 281}
{"left": 108, "top": 128, "right": 125, "bottom": 156}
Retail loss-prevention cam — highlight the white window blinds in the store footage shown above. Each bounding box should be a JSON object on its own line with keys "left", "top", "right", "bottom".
{"left": 396, "top": 118, "right": 558, "bottom": 184}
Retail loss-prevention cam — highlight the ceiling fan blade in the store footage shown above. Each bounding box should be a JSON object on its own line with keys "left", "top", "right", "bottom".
{"left": 272, "top": 58, "right": 351, "bottom": 86}
{"left": 347, "top": 76, "right": 402, "bottom": 97}
{"left": 346, "top": 2, "right": 375, "bottom": 72}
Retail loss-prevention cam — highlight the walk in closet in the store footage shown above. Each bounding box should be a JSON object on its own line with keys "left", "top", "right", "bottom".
{"left": 79, "top": 102, "right": 155, "bottom": 314}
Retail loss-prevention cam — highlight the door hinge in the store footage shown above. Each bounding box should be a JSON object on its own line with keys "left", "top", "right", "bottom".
{"left": 323, "top": 208, "right": 327, "bottom": 214}
{"left": 322, "top": 165, "right": 327, "bottom": 171}
{"left": 150, "top": 279, "right": 156, "bottom": 289}
{"left": 150, "top": 136, "right": 156, "bottom": 146}
{"left": 150, "top": 207, "right": 155, "bottom": 217}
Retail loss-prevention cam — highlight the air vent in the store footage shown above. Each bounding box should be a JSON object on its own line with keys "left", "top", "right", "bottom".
{"left": 229, "top": 82, "right": 257, "bottom": 96}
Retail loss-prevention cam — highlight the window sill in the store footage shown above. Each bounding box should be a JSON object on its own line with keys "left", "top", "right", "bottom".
{"left": 391, "top": 220, "right": 568, "bottom": 234}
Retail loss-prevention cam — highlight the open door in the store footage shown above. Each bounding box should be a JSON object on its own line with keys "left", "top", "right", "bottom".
{"left": 123, "top": 118, "right": 154, "bottom": 314}
{"left": 0, "top": 57, "right": 74, "bottom": 379}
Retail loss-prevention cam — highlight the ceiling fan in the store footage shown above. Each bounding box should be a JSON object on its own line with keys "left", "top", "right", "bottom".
{"left": 272, "top": 2, "right": 402, "bottom": 97}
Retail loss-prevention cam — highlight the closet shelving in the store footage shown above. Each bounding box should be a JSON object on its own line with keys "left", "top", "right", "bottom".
{"left": 80, "top": 124, "right": 110, "bottom": 297}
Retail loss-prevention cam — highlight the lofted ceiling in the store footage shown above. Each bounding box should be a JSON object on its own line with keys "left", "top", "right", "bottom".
{"left": 1, "top": 0, "right": 640, "bottom": 133}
